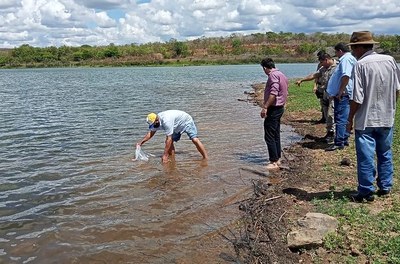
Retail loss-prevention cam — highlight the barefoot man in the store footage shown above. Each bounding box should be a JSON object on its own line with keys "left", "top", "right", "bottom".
{"left": 137, "top": 110, "right": 208, "bottom": 163}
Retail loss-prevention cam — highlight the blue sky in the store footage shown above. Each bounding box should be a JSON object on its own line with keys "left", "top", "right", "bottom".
{"left": 0, "top": 0, "right": 399, "bottom": 48}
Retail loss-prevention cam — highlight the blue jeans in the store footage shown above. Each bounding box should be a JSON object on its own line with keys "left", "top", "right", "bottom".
{"left": 355, "top": 127, "right": 394, "bottom": 195}
{"left": 333, "top": 96, "right": 350, "bottom": 146}
{"left": 264, "top": 106, "right": 284, "bottom": 162}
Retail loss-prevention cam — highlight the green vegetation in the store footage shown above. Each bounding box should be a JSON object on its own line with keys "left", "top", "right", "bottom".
{"left": 288, "top": 81, "right": 400, "bottom": 263}
{"left": 286, "top": 83, "right": 321, "bottom": 112}
{"left": 1, "top": 32, "right": 400, "bottom": 68}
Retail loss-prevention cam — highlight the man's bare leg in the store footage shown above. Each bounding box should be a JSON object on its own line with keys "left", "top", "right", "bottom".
{"left": 168, "top": 142, "right": 175, "bottom": 156}
{"left": 191, "top": 138, "right": 208, "bottom": 159}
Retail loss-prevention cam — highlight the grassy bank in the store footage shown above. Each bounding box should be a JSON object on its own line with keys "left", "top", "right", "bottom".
{"left": 286, "top": 81, "right": 400, "bottom": 263}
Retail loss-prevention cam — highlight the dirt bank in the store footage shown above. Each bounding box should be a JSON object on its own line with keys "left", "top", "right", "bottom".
{"left": 229, "top": 83, "right": 356, "bottom": 263}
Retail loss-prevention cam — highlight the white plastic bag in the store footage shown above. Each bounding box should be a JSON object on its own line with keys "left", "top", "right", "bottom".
{"left": 134, "top": 145, "right": 152, "bottom": 161}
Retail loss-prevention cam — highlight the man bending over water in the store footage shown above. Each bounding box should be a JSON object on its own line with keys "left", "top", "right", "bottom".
{"left": 137, "top": 110, "right": 208, "bottom": 163}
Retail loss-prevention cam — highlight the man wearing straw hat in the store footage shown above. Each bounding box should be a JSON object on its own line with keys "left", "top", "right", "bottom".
{"left": 346, "top": 31, "right": 400, "bottom": 202}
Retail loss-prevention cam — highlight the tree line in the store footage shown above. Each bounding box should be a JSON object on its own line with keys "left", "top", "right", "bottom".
{"left": 1, "top": 31, "right": 399, "bottom": 68}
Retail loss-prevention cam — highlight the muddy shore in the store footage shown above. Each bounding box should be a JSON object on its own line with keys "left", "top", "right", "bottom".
{"left": 229, "top": 83, "right": 353, "bottom": 263}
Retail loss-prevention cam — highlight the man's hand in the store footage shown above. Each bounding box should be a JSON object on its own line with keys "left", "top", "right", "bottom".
{"left": 346, "top": 119, "right": 353, "bottom": 133}
{"left": 337, "top": 89, "right": 345, "bottom": 100}
{"left": 260, "top": 108, "right": 267, "bottom": 118}
{"left": 295, "top": 80, "right": 302, "bottom": 86}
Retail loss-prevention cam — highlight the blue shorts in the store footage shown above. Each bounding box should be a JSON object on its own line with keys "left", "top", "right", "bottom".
{"left": 172, "top": 121, "right": 198, "bottom": 142}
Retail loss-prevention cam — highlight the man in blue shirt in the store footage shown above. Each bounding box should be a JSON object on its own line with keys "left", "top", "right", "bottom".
{"left": 325, "top": 43, "right": 357, "bottom": 151}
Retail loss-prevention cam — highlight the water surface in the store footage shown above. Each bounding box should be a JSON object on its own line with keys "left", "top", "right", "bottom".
{"left": 0, "top": 64, "right": 316, "bottom": 263}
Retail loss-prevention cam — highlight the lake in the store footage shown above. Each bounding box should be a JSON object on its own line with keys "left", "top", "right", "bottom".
{"left": 0, "top": 64, "right": 317, "bottom": 263}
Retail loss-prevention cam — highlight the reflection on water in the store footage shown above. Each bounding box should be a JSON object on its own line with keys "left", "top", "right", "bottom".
{"left": 0, "top": 65, "right": 312, "bottom": 263}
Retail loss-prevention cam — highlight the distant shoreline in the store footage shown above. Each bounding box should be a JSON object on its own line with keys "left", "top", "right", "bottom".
{"left": 0, "top": 58, "right": 315, "bottom": 69}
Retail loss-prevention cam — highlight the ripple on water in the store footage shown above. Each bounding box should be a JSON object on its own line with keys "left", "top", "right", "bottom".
{"left": 0, "top": 65, "right": 310, "bottom": 263}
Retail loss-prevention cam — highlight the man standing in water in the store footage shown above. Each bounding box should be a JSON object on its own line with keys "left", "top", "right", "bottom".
{"left": 260, "top": 58, "right": 289, "bottom": 170}
{"left": 137, "top": 110, "right": 208, "bottom": 163}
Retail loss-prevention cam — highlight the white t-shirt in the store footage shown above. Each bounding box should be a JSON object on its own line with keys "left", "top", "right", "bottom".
{"left": 151, "top": 110, "right": 193, "bottom": 136}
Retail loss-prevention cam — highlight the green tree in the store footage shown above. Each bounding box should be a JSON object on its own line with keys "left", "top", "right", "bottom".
{"left": 265, "top": 31, "right": 279, "bottom": 42}
{"left": 231, "top": 39, "right": 243, "bottom": 55}
{"left": 58, "top": 45, "right": 73, "bottom": 61}
{"left": 208, "top": 44, "right": 225, "bottom": 55}
{"left": 296, "top": 43, "right": 319, "bottom": 55}
{"left": 40, "top": 46, "right": 58, "bottom": 62}
{"left": 12, "top": 44, "right": 36, "bottom": 62}
{"left": 103, "top": 43, "right": 120, "bottom": 58}
{"left": 0, "top": 54, "right": 10, "bottom": 66}
{"left": 170, "top": 39, "right": 189, "bottom": 58}
{"left": 380, "top": 40, "right": 396, "bottom": 53}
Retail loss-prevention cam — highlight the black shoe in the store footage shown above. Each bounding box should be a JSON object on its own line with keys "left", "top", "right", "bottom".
{"left": 324, "top": 136, "right": 334, "bottom": 144}
{"left": 376, "top": 189, "right": 391, "bottom": 197}
{"left": 325, "top": 145, "right": 344, "bottom": 151}
{"left": 350, "top": 192, "right": 375, "bottom": 203}
{"left": 323, "top": 131, "right": 334, "bottom": 138}
{"left": 315, "top": 118, "right": 326, "bottom": 124}
{"left": 323, "top": 131, "right": 335, "bottom": 144}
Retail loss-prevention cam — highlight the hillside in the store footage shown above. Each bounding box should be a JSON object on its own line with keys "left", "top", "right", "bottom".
{"left": 1, "top": 31, "right": 399, "bottom": 68}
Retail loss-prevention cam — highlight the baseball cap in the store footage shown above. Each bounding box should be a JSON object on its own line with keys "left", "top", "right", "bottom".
{"left": 146, "top": 113, "right": 157, "bottom": 129}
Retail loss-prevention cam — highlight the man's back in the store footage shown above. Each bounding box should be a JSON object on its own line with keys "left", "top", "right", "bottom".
{"left": 158, "top": 110, "right": 193, "bottom": 135}
{"left": 352, "top": 52, "right": 400, "bottom": 130}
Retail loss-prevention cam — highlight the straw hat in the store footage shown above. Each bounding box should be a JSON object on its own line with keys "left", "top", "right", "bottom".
{"left": 347, "top": 31, "right": 379, "bottom": 46}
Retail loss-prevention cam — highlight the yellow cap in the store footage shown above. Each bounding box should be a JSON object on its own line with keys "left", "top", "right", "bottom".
{"left": 146, "top": 113, "right": 157, "bottom": 128}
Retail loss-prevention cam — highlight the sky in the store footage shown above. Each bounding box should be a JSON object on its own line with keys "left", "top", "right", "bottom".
{"left": 1, "top": 0, "right": 399, "bottom": 48}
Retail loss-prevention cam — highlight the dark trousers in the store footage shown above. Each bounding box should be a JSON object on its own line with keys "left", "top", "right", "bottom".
{"left": 264, "top": 106, "right": 284, "bottom": 162}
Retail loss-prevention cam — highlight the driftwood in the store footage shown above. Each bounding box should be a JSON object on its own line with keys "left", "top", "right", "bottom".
{"left": 221, "top": 178, "right": 299, "bottom": 263}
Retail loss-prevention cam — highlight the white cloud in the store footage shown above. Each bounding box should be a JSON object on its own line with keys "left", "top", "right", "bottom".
{"left": 0, "top": 31, "right": 29, "bottom": 41}
{"left": 93, "top": 11, "right": 117, "bottom": 27}
{"left": 0, "top": 0, "right": 399, "bottom": 48}
{"left": 192, "top": 0, "right": 226, "bottom": 11}
{"left": 238, "top": 0, "right": 281, "bottom": 16}
{"left": 39, "top": 0, "right": 71, "bottom": 27}
{"left": 0, "top": 0, "right": 19, "bottom": 9}
{"left": 192, "top": 10, "right": 205, "bottom": 19}
{"left": 152, "top": 9, "right": 173, "bottom": 25}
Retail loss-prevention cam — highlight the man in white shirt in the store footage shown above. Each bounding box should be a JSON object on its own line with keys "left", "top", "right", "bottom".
{"left": 347, "top": 31, "right": 400, "bottom": 202}
{"left": 137, "top": 110, "right": 208, "bottom": 163}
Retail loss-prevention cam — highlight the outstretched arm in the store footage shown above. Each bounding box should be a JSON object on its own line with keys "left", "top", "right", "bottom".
{"left": 295, "top": 72, "right": 318, "bottom": 86}
{"left": 137, "top": 130, "right": 156, "bottom": 146}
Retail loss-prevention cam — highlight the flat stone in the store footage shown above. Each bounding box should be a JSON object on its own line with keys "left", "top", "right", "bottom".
{"left": 287, "top": 212, "right": 338, "bottom": 250}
